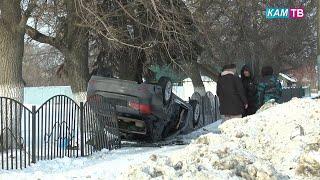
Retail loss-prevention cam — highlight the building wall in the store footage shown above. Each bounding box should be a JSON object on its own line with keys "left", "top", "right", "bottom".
{"left": 173, "top": 76, "right": 217, "bottom": 101}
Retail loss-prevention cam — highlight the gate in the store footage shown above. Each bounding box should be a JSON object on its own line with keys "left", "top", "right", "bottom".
{"left": 0, "top": 95, "right": 120, "bottom": 170}
{"left": 35, "top": 96, "right": 81, "bottom": 161}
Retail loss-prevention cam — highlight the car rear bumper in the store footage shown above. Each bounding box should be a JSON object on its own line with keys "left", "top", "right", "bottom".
{"left": 117, "top": 115, "right": 147, "bottom": 135}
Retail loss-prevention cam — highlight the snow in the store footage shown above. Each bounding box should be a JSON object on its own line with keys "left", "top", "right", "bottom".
{"left": 2, "top": 98, "right": 320, "bottom": 180}
{"left": 123, "top": 98, "right": 320, "bottom": 180}
{"left": 0, "top": 146, "right": 185, "bottom": 179}
{"left": 0, "top": 121, "right": 221, "bottom": 179}
{"left": 279, "top": 73, "right": 297, "bottom": 83}
{"left": 311, "top": 92, "right": 320, "bottom": 99}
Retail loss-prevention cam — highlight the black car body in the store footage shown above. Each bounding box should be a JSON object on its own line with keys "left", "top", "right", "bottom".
{"left": 87, "top": 76, "right": 200, "bottom": 141}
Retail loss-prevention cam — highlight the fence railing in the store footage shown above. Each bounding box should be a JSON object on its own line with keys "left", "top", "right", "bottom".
{"left": 0, "top": 95, "right": 120, "bottom": 170}
{"left": 190, "top": 92, "right": 221, "bottom": 129}
{"left": 280, "top": 86, "right": 305, "bottom": 103}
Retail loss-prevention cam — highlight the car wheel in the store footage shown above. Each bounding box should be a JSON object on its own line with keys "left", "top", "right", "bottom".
{"left": 189, "top": 100, "right": 200, "bottom": 127}
{"left": 158, "top": 77, "right": 173, "bottom": 105}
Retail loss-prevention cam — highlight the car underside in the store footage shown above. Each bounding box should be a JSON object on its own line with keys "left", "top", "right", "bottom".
{"left": 87, "top": 75, "right": 200, "bottom": 142}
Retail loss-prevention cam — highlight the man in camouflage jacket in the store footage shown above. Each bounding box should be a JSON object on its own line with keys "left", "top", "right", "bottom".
{"left": 257, "top": 66, "right": 282, "bottom": 107}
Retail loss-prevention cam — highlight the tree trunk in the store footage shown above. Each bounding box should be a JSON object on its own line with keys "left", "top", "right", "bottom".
{"left": 0, "top": 0, "right": 27, "bottom": 149}
{"left": 118, "top": 48, "right": 144, "bottom": 83}
{"left": 188, "top": 62, "right": 206, "bottom": 96}
{"left": 317, "top": 0, "right": 320, "bottom": 91}
{"left": 64, "top": 43, "right": 89, "bottom": 104}
{"left": 64, "top": 1, "right": 90, "bottom": 104}
{"left": 0, "top": 8, "right": 25, "bottom": 102}
{"left": 0, "top": 29, "right": 25, "bottom": 149}
{"left": 0, "top": 28, "right": 24, "bottom": 101}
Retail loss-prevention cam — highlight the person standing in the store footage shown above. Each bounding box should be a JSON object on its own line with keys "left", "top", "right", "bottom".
{"left": 241, "top": 65, "right": 258, "bottom": 116}
{"left": 257, "top": 66, "right": 282, "bottom": 107}
{"left": 217, "top": 64, "right": 248, "bottom": 123}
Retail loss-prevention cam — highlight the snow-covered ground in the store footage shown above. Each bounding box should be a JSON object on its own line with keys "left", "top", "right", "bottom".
{"left": 0, "top": 121, "right": 221, "bottom": 180}
{"left": 2, "top": 97, "right": 320, "bottom": 180}
{"left": 123, "top": 98, "right": 320, "bottom": 180}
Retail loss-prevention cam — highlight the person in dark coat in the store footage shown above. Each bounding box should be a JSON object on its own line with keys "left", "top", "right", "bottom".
{"left": 241, "top": 65, "right": 258, "bottom": 116}
{"left": 257, "top": 66, "right": 282, "bottom": 107}
{"left": 217, "top": 64, "right": 248, "bottom": 123}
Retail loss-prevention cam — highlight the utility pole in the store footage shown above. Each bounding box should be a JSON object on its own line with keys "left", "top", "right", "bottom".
{"left": 318, "top": 0, "right": 320, "bottom": 92}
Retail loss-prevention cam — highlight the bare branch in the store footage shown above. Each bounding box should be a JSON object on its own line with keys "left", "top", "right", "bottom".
{"left": 19, "top": 0, "right": 37, "bottom": 28}
{"left": 25, "top": 25, "right": 64, "bottom": 51}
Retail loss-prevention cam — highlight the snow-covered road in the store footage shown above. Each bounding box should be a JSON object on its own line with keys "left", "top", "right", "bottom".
{"left": 0, "top": 121, "right": 221, "bottom": 180}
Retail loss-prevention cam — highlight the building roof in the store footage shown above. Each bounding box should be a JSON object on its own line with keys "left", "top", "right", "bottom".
{"left": 279, "top": 73, "right": 297, "bottom": 83}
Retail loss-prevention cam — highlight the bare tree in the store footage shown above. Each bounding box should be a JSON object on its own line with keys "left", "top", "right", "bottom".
{"left": 188, "top": 0, "right": 316, "bottom": 79}
{"left": 76, "top": 0, "right": 206, "bottom": 93}
{"left": 23, "top": 42, "right": 66, "bottom": 86}
{"left": 25, "top": 0, "right": 89, "bottom": 103}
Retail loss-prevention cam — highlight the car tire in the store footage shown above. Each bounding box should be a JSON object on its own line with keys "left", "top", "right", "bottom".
{"left": 158, "top": 77, "right": 173, "bottom": 105}
{"left": 189, "top": 100, "right": 200, "bottom": 127}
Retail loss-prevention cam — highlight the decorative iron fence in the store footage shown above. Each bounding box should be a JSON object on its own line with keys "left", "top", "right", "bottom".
{"left": 202, "top": 92, "right": 221, "bottom": 125}
{"left": 280, "top": 87, "right": 305, "bottom": 103}
{"left": 191, "top": 92, "right": 220, "bottom": 129}
{"left": 0, "top": 95, "right": 120, "bottom": 170}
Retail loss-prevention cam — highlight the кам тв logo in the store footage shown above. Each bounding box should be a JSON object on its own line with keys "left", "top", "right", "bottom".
{"left": 266, "top": 8, "right": 304, "bottom": 19}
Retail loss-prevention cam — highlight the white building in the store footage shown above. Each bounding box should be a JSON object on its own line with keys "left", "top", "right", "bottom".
{"left": 173, "top": 76, "right": 217, "bottom": 101}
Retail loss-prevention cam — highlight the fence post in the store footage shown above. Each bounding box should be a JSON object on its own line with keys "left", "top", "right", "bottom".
{"left": 201, "top": 96, "right": 205, "bottom": 126}
{"left": 214, "top": 96, "right": 218, "bottom": 122}
{"left": 80, "top": 102, "right": 84, "bottom": 157}
{"left": 31, "top": 106, "right": 36, "bottom": 163}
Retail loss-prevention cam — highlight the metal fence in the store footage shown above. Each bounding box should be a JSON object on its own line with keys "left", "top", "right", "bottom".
{"left": 191, "top": 92, "right": 220, "bottom": 129}
{"left": 0, "top": 95, "right": 120, "bottom": 170}
{"left": 280, "top": 87, "right": 305, "bottom": 103}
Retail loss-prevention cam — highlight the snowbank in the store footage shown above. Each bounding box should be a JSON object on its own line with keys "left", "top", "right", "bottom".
{"left": 0, "top": 146, "right": 185, "bottom": 180}
{"left": 0, "top": 121, "right": 221, "bottom": 180}
{"left": 122, "top": 98, "right": 320, "bottom": 180}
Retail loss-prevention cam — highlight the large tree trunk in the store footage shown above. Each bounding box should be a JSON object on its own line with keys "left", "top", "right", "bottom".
{"left": 64, "top": 1, "right": 90, "bottom": 103}
{"left": 187, "top": 62, "right": 206, "bottom": 96}
{"left": 64, "top": 32, "right": 89, "bottom": 104}
{"left": 317, "top": 0, "right": 320, "bottom": 91}
{"left": 0, "top": 0, "right": 29, "bottom": 149}
{"left": 118, "top": 48, "right": 144, "bottom": 83}
{"left": 0, "top": 27, "right": 25, "bottom": 101}
{"left": 0, "top": 27, "right": 24, "bottom": 150}
{"left": 0, "top": 0, "right": 25, "bottom": 101}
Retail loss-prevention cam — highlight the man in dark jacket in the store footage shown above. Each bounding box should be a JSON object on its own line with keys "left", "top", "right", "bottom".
{"left": 257, "top": 66, "right": 282, "bottom": 107}
{"left": 217, "top": 64, "right": 248, "bottom": 123}
{"left": 241, "top": 65, "right": 258, "bottom": 116}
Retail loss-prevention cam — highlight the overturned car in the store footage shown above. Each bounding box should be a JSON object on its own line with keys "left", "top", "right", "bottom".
{"left": 87, "top": 76, "right": 201, "bottom": 142}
